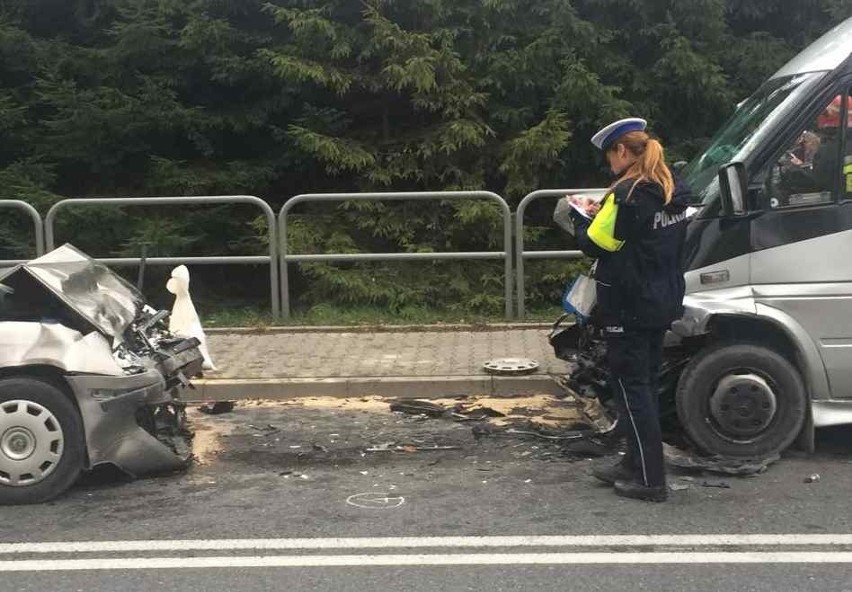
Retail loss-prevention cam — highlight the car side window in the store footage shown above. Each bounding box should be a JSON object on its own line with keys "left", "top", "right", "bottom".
{"left": 765, "top": 93, "right": 847, "bottom": 210}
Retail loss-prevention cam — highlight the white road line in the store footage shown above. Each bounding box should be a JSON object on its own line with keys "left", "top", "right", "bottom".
{"left": 4, "top": 552, "right": 852, "bottom": 571}
{"left": 2, "top": 535, "right": 852, "bottom": 554}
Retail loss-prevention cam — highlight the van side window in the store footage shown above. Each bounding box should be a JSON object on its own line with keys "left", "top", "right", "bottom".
{"left": 766, "top": 94, "right": 847, "bottom": 209}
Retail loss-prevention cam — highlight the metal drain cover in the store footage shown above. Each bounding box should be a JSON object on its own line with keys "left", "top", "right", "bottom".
{"left": 482, "top": 358, "right": 539, "bottom": 375}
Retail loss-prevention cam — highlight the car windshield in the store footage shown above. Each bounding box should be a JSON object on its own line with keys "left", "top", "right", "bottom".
{"left": 21, "top": 245, "right": 143, "bottom": 338}
{"left": 681, "top": 72, "right": 826, "bottom": 206}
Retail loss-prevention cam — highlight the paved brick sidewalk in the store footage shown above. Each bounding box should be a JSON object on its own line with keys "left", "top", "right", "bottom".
{"left": 205, "top": 328, "right": 568, "bottom": 379}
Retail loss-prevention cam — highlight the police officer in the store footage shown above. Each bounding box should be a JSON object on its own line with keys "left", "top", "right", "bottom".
{"left": 568, "top": 118, "right": 691, "bottom": 502}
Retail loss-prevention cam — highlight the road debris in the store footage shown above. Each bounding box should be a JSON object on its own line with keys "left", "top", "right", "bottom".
{"left": 663, "top": 443, "right": 779, "bottom": 476}
{"left": 804, "top": 473, "right": 821, "bottom": 484}
{"left": 560, "top": 438, "right": 616, "bottom": 458}
{"left": 389, "top": 400, "right": 447, "bottom": 417}
{"left": 700, "top": 480, "right": 732, "bottom": 489}
{"left": 482, "top": 357, "right": 539, "bottom": 375}
{"left": 453, "top": 406, "right": 506, "bottom": 421}
{"left": 365, "top": 443, "right": 461, "bottom": 453}
{"left": 198, "top": 401, "right": 235, "bottom": 415}
{"left": 504, "top": 428, "right": 586, "bottom": 441}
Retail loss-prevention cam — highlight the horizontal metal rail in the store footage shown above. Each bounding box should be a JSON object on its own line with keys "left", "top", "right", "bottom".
{"left": 279, "top": 192, "right": 513, "bottom": 320}
{"left": 522, "top": 251, "right": 590, "bottom": 260}
{"left": 45, "top": 196, "right": 280, "bottom": 317}
{"left": 286, "top": 252, "right": 505, "bottom": 263}
{"left": 515, "top": 188, "right": 606, "bottom": 318}
{"left": 90, "top": 256, "right": 271, "bottom": 266}
{"left": 0, "top": 200, "right": 44, "bottom": 257}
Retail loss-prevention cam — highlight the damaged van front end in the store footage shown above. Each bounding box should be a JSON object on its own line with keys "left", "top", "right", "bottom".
{"left": 551, "top": 17, "right": 852, "bottom": 459}
{"left": 0, "top": 245, "right": 203, "bottom": 504}
{"left": 552, "top": 285, "right": 817, "bottom": 460}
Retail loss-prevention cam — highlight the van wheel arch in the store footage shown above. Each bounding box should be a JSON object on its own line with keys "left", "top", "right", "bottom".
{"left": 704, "top": 315, "right": 803, "bottom": 369}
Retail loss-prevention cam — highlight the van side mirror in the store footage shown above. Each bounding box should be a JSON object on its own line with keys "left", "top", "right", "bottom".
{"left": 718, "top": 162, "right": 747, "bottom": 217}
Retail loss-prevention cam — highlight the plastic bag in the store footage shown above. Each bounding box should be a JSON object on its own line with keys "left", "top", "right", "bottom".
{"left": 167, "top": 265, "right": 217, "bottom": 371}
{"left": 553, "top": 197, "right": 577, "bottom": 236}
{"left": 562, "top": 275, "right": 597, "bottom": 322}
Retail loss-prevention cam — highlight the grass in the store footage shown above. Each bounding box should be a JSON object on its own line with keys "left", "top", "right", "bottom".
{"left": 202, "top": 304, "right": 565, "bottom": 328}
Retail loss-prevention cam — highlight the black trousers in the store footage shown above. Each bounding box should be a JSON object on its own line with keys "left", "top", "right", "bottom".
{"left": 604, "top": 325, "right": 667, "bottom": 488}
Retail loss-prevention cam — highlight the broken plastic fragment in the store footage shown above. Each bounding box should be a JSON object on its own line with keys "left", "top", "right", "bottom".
{"left": 389, "top": 400, "right": 447, "bottom": 417}
{"left": 198, "top": 401, "right": 235, "bottom": 415}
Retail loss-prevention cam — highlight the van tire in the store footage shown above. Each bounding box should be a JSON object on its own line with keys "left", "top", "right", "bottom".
{"left": 0, "top": 378, "right": 85, "bottom": 504}
{"left": 676, "top": 343, "right": 807, "bottom": 458}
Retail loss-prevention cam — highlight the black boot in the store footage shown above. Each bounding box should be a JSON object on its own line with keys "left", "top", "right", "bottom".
{"left": 591, "top": 457, "right": 636, "bottom": 485}
{"left": 613, "top": 479, "right": 668, "bottom": 502}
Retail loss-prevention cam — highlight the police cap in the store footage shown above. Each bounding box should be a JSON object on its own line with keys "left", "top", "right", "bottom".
{"left": 591, "top": 117, "right": 647, "bottom": 151}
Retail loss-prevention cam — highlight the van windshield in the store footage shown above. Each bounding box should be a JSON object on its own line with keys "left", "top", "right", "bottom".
{"left": 681, "top": 72, "right": 826, "bottom": 206}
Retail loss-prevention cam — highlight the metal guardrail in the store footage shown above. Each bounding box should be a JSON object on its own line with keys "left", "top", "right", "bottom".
{"left": 515, "top": 188, "right": 606, "bottom": 318}
{"left": 26, "top": 189, "right": 612, "bottom": 320}
{"left": 0, "top": 200, "right": 45, "bottom": 266}
{"left": 279, "top": 192, "right": 513, "bottom": 319}
{"left": 45, "top": 196, "right": 280, "bottom": 317}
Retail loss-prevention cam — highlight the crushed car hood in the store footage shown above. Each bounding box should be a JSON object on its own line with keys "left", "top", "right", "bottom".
{"left": 0, "top": 244, "right": 144, "bottom": 340}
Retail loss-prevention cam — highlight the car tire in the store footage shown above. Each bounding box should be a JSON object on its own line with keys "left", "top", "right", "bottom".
{"left": 676, "top": 343, "right": 807, "bottom": 458}
{"left": 0, "top": 377, "right": 85, "bottom": 504}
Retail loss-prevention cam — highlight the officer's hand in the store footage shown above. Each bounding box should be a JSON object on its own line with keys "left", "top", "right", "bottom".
{"left": 570, "top": 196, "right": 600, "bottom": 217}
{"left": 585, "top": 199, "right": 601, "bottom": 216}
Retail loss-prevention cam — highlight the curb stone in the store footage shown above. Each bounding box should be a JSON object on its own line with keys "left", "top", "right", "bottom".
{"left": 187, "top": 375, "right": 564, "bottom": 402}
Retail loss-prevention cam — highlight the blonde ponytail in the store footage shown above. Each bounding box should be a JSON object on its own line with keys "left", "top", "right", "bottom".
{"left": 609, "top": 132, "right": 675, "bottom": 203}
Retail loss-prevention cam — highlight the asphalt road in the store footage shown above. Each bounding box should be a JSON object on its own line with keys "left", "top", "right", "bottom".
{"left": 5, "top": 565, "right": 852, "bottom": 592}
{"left": 2, "top": 402, "right": 852, "bottom": 591}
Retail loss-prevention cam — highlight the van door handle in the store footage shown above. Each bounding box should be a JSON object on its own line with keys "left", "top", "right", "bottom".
{"left": 700, "top": 270, "right": 730, "bottom": 285}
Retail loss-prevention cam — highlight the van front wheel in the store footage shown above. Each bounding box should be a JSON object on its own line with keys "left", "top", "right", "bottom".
{"left": 676, "top": 343, "right": 807, "bottom": 458}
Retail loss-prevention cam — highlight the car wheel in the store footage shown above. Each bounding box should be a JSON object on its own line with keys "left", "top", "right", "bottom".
{"left": 676, "top": 343, "right": 807, "bottom": 458}
{"left": 0, "top": 377, "right": 85, "bottom": 504}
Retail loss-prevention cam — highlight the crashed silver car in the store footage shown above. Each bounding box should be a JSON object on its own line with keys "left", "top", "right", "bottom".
{"left": 0, "top": 245, "right": 203, "bottom": 504}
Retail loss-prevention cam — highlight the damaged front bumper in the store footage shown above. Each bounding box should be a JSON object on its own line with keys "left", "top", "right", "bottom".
{"left": 548, "top": 316, "right": 688, "bottom": 425}
{"left": 66, "top": 369, "right": 194, "bottom": 477}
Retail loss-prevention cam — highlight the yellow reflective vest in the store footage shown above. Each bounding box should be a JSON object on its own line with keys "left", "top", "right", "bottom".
{"left": 587, "top": 192, "right": 625, "bottom": 253}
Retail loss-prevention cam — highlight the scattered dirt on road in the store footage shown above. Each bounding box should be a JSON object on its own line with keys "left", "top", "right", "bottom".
{"left": 232, "top": 394, "right": 591, "bottom": 430}
{"left": 190, "top": 411, "right": 235, "bottom": 465}
{"left": 236, "top": 397, "right": 392, "bottom": 413}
